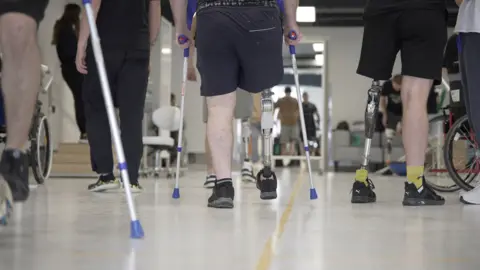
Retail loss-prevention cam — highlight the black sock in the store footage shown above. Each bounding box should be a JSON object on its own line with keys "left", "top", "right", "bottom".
{"left": 100, "top": 172, "right": 114, "bottom": 181}
{"left": 216, "top": 178, "right": 232, "bottom": 186}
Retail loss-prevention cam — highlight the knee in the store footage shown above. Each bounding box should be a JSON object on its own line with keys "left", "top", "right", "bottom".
{"left": 0, "top": 14, "right": 37, "bottom": 53}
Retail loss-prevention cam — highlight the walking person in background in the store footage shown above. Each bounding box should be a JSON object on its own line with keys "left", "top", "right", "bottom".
{"left": 275, "top": 86, "right": 300, "bottom": 155}
{"left": 52, "top": 3, "right": 87, "bottom": 143}
{"left": 76, "top": 0, "right": 161, "bottom": 193}
{"left": 301, "top": 92, "right": 319, "bottom": 142}
{"left": 250, "top": 93, "right": 264, "bottom": 170}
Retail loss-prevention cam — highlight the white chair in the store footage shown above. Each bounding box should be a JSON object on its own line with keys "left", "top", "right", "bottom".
{"left": 142, "top": 106, "right": 181, "bottom": 177}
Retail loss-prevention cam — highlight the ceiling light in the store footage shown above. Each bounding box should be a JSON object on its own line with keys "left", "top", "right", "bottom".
{"left": 161, "top": 48, "right": 172, "bottom": 55}
{"left": 297, "top": 7, "right": 316, "bottom": 23}
{"left": 312, "top": 43, "right": 324, "bottom": 52}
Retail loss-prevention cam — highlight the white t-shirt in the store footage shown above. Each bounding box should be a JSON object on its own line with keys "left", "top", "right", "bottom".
{"left": 455, "top": 0, "right": 480, "bottom": 33}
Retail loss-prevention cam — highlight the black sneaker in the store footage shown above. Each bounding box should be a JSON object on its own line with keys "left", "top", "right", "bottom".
{"left": 256, "top": 169, "right": 277, "bottom": 200}
{"left": 203, "top": 174, "right": 216, "bottom": 188}
{"left": 0, "top": 150, "right": 29, "bottom": 202}
{"left": 402, "top": 177, "right": 445, "bottom": 206}
{"left": 351, "top": 179, "right": 376, "bottom": 203}
{"left": 88, "top": 173, "right": 120, "bottom": 192}
{"left": 208, "top": 181, "right": 234, "bottom": 208}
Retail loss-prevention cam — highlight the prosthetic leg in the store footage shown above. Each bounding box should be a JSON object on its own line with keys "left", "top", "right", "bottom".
{"left": 255, "top": 89, "right": 278, "bottom": 200}
{"left": 241, "top": 119, "right": 256, "bottom": 182}
{"left": 351, "top": 80, "right": 382, "bottom": 203}
{"left": 385, "top": 128, "right": 395, "bottom": 165}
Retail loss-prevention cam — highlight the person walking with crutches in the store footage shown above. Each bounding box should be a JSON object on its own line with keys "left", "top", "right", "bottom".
{"left": 169, "top": 0, "right": 302, "bottom": 208}
{"left": 76, "top": 0, "right": 161, "bottom": 193}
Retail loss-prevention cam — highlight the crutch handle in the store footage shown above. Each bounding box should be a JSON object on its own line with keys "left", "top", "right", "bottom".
{"left": 178, "top": 35, "right": 190, "bottom": 58}
{"left": 287, "top": 30, "right": 298, "bottom": 55}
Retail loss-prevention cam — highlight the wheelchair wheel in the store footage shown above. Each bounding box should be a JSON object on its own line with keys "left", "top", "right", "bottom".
{"left": 30, "top": 114, "right": 53, "bottom": 184}
{"left": 443, "top": 115, "right": 479, "bottom": 191}
{"left": 424, "top": 114, "right": 461, "bottom": 192}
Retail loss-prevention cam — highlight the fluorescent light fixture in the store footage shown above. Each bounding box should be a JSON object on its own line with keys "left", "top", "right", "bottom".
{"left": 315, "top": 54, "right": 324, "bottom": 65}
{"left": 312, "top": 43, "right": 324, "bottom": 52}
{"left": 297, "top": 7, "right": 316, "bottom": 23}
{"left": 161, "top": 48, "right": 172, "bottom": 55}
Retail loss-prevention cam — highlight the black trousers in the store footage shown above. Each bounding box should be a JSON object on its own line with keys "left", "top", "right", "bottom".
{"left": 61, "top": 64, "right": 86, "bottom": 134}
{"left": 83, "top": 49, "right": 149, "bottom": 184}
{"left": 459, "top": 33, "right": 480, "bottom": 142}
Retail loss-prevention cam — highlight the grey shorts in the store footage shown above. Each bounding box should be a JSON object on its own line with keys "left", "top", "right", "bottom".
{"left": 195, "top": 6, "right": 283, "bottom": 97}
{"left": 280, "top": 125, "right": 299, "bottom": 143}
{"left": 203, "top": 88, "right": 253, "bottom": 123}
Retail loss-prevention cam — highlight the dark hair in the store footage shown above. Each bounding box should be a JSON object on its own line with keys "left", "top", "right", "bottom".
{"left": 51, "top": 3, "right": 81, "bottom": 45}
{"left": 285, "top": 87, "right": 292, "bottom": 94}
{"left": 392, "top": 74, "right": 402, "bottom": 85}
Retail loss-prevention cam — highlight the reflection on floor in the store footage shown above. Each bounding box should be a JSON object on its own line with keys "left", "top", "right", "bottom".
{"left": 0, "top": 170, "right": 480, "bottom": 270}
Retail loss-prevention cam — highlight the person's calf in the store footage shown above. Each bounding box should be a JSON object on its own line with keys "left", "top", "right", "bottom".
{"left": 0, "top": 14, "right": 41, "bottom": 150}
{"left": 206, "top": 92, "right": 235, "bottom": 208}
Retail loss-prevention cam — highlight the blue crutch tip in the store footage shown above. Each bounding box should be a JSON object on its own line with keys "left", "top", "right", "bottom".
{"left": 310, "top": 188, "right": 318, "bottom": 200}
{"left": 172, "top": 188, "right": 180, "bottom": 199}
{"left": 130, "top": 220, "right": 144, "bottom": 239}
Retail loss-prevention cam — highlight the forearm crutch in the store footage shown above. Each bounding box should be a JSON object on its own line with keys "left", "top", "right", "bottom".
{"left": 82, "top": 0, "right": 144, "bottom": 238}
{"left": 172, "top": 36, "right": 190, "bottom": 199}
{"left": 288, "top": 31, "right": 318, "bottom": 200}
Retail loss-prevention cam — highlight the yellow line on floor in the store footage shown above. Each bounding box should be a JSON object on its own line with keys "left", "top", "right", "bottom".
{"left": 255, "top": 171, "right": 305, "bottom": 270}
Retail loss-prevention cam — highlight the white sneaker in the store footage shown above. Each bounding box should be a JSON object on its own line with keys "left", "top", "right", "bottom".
{"left": 460, "top": 185, "right": 480, "bottom": 204}
{"left": 203, "top": 175, "right": 216, "bottom": 188}
{"left": 241, "top": 161, "right": 256, "bottom": 183}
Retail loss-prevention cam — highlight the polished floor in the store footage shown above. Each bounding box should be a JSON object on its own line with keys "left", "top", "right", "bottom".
{"left": 0, "top": 169, "right": 480, "bottom": 270}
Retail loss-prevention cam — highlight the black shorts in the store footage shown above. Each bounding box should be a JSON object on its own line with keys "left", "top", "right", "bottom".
{"left": 386, "top": 112, "right": 402, "bottom": 130}
{"left": 357, "top": 9, "right": 447, "bottom": 81}
{"left": 0, "top": 0, "right": 49, "bottom": 23}
{"left": 195, "top": 6, "right": 283, "bottom": 97}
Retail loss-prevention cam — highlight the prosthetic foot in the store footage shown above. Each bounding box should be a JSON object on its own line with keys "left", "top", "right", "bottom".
{"left": 352, "top": 81, "right": 382, "bottom": 204}
{"left": 256, "top": 89, "right": 277, "bottom": 200}
{"left": 240, "top": 120, "right": 256, "bottom": 183}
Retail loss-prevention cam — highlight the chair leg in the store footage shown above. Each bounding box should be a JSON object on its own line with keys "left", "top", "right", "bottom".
{"left": 153, "top": 150, "right": 161, "bottom": 178}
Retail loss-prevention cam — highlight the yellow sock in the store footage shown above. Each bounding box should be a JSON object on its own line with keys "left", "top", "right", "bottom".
{"left": 407, "top": 166, "right": 424, "bottom": 189}
{"left": 355, "top": 169, "right": 368, "bottom": 184}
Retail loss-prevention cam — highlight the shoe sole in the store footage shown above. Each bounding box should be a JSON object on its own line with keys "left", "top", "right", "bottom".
{"left": 0, "top": 180, "right": 13, "bottom": 226}
{"left": 242, "top": 174, "right": 256, "bottom": 183}
{"left": 260, "top": 191, "right": 277, "bottom": 200}
{"left": 351, "top": 196, "right": 376, "bottom": 204}
{"left": 89, "top": 182, "right": 121, "bottom": 192}
{"left": 402, "top": 198, "right": 445, "bottom": 206}
{"left": 208, "top": 197, "right": 234, "bottom": 208}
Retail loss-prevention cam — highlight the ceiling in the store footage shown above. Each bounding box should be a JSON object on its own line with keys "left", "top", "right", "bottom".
{"left": 161, "top": 0, "right": 459, "bottom": 27}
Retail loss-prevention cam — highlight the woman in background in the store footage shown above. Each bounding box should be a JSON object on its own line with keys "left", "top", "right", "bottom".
{"left": 52, "top": 3, "right": 86, "bottom": 142}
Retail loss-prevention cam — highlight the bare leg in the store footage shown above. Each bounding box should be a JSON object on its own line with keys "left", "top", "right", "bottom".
{"left": 206, "top": 92, "right": 235, "bottom": 180}
{"left": 0, "top": 14, "right": 40, "bottom": 205}
{"left": 401, "top": 76, "right": 431, "bottom": 168}
{"left": 401, "top": 75, "right": 444, "bottom": 206}
{"left": 205, "top": 134, "right": 214, "bottom": 175}
{"left": 206, "top": 92, "right": 236, "bottom": 208}
{"left": 0, "top": 14, "right": 40, "bottom": 150}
